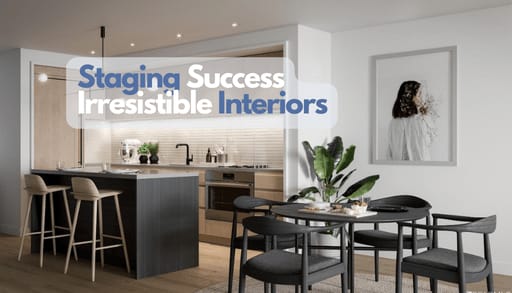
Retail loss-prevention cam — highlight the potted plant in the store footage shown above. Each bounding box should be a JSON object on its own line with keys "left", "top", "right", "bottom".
{"left": 138, "top": 143, "right": 150, "bottom": 164}
{"left": 289, "top": 136, "right": 380, "bottom": 254}
{"left": 147, "top": 142, "right": 159, "bottom": 164}
{"left": 289, "top": 136, "right": 379, "bottom": 205}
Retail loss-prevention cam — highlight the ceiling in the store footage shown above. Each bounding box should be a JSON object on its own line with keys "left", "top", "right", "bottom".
{"left": 1, "top": 0, "right": 511, "bottom": 56}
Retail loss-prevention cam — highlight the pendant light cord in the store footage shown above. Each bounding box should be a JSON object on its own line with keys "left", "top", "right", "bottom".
{"left": 100, "top": 26, "right": 105, "bottom": 67}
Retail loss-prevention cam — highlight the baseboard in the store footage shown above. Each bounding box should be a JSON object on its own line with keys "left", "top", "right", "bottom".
{"left": 493, "top": 261, "right": 512, "bottom": 276}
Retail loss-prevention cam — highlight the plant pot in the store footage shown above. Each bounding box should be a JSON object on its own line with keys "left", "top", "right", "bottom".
{"left": 311, "top": 231, "right": 341, "bottom": 259}
{"left": 139, "top": 155, "right": 148, "bottom": 164}
{"left": 149, "top": 154, "right": 159, "bottom": 164}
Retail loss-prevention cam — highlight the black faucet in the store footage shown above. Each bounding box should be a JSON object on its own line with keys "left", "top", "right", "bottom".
{"left": 176, "top": 143, "right": 193, "bottom": 165}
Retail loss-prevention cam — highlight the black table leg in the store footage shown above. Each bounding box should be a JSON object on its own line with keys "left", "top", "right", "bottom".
{"left": 349, "top": 223, "right": 355, "bottom": 292}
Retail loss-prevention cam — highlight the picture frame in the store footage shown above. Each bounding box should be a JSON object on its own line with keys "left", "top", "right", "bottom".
{"left": 370, "top": 46, "right": 457, "bottom": 165}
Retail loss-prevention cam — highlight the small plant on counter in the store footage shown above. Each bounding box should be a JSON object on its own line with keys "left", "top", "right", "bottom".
{"left": 288, "top": 136, "right": 380, "bottom": 204}
{"left": 147, "top": 142, "right": 159, "bottom": 155}
{"left": 138, "top": 143, "right": 150, "bottom": 155}
{"left": 138, "top": 143, "right": 150, "bottom": 164}
{"left": 147, "top": 142, "right": 160, "bottom": 164}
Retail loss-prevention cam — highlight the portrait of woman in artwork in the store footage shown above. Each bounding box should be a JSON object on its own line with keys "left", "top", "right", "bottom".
{"left": 387, "top": 80, "right": 437, "bottom": 161}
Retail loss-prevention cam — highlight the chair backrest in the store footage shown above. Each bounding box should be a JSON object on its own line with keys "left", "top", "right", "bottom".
{"left": 372, "top": 194, "right": 432, "bottom": 209}
{"left": 71, "top": 177, "right": 100, "bottom": 198}
{"left": 242, "top": 215, "right": 307, "bottom": 236}
{"left": 233, "top": 196, "right": 278, "bottom": 213}
{"left": 24, "top": 174, "right": 48, "bottom": 194}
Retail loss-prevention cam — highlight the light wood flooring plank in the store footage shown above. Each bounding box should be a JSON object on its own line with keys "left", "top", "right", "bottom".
{"left": 1, "top": 234, "right": 510, "bottom": 292}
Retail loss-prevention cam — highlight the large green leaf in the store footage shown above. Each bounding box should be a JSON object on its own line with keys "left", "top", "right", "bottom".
{"left": 338, "top": 169, "right": 356, "bottom": 189}
{"left": 302, "top": 141, "right": 317, "bottom": 180}
{"left": 313, "top": 146, "right": 334, "bottom": 181}
{"left": 330, "top": 173, "right": 344, "bottom": 186}
{"left": 341, "top": 175, "right": 380, "bottom": 199}
{"left": 336, "top": 145, "right": 355, "bottom": 173}
{"left": 298, "top": 186, "right": 319, "bottom": 197}
{"left": 327, "top": 136, "right": 343, "bottom": 165}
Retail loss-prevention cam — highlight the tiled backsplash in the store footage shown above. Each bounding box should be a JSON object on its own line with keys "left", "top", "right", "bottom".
{"left": 110, "top": 128, "right": 284, "bottom": 168}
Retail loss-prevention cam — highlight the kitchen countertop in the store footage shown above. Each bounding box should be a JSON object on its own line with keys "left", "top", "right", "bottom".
{"left": 32, "top": 167, "right": 199, "bottom": 180}
{"left": 112, "top": 162, "right": 283, "bottom": 172}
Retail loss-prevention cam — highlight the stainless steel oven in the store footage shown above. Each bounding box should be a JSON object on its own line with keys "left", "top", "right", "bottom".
{"left": 205, "top": 170, "right": 254, "bottom": 222}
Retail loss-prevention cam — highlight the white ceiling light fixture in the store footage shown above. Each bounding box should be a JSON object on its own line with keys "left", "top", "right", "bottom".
{"left": 90, "top": 50, "right": 96, "bottom": 55}
{"left": 176, "top": 33, "right": 182, "bottom": 39}
{"left": 231, "top": 22, "right": 238, "bottom": 28}
{"left": 130, "top": 43, "right": 135, "bottom": 47}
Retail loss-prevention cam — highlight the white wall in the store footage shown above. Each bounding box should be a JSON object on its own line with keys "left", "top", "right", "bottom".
{"left": 296, "top": 25, "right": 332, "bottom": 188}
{"left": 332, "top": 5, "right": 512, "bottom": 275}
{"left": 0, "top": 49, "right": 21, "bottom": 235}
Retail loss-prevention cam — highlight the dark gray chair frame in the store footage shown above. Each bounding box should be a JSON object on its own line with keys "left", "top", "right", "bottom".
{"left": 239, "top": 216, "right": 348, "bottom": 293}
{"left": 396, "top": 213, "right": 496, "bottom": 293}
{"left": 228, "top": 196, "right": 294, "bottom": 293}
{"left": 353, "top": 195, "right": 432, "bottom": 285}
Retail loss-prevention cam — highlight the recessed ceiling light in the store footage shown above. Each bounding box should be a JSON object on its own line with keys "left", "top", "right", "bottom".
{"left": 130, "top": 43, "right": 135, "bottom": 47}
{"left": 231, "top": 22, "right": 238, "bottom": 28}
{"left": 38, "top": 73, "right": 48, "bottom": 83}
{"left": 176, "top": 33, "right": 182, "bottom": 39}
{"left": 90, "top": 50, "right": 96, "bottom": 55}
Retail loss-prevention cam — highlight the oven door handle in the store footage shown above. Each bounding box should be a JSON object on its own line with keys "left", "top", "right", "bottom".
{"left": 206, "top": 181, "right": 253, "bottom": 188}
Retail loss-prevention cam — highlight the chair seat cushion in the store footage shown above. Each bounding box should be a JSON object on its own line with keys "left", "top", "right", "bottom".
{"left": 244, "top": 250, "right": 341, "bottom": 284}
{"left": 403, "top": 248, "right": 487, "bottom": 273}
{"left": 234, "top": 234, "right": 300, "bottom": 251}
{"left": 354, "top": 230, "right": 431, "bottom": 249}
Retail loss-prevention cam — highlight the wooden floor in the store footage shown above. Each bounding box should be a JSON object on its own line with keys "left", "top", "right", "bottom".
{"left": 1, "top": 234, "right": 511, "bottom": 292}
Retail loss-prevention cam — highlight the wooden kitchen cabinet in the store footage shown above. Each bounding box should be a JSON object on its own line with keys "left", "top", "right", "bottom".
{"left": 255, "top": 172, "right": 284, "bottom": 201}
{"left": 34, "top": 65, "right": 81, "bottom": 169}
{"left": 201, "top": 170, "right": 284, "bottom": 245}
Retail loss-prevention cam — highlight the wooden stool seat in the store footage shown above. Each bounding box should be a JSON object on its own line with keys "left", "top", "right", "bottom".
{"left": 18, "top": 175, "right": 78, "bottom": 268}
{"left": 64, "top": 177, "right": 130, "bottom": 282}
{"left": 72, "top": 189, "right": 122, "bottom": 200}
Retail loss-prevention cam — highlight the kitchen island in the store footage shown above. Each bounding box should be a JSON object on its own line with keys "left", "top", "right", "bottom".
{"left": 30, "top": 168, "right": 199, "bottom": 279}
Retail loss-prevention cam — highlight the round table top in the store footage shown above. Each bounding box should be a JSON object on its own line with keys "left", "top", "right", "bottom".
{"left": 272, "top": 203, "right": 429, "bottom": 224}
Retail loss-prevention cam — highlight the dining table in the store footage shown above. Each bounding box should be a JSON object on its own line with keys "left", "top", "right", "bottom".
{"left": 271, "top": 203, "right": 429, "bottom": 292}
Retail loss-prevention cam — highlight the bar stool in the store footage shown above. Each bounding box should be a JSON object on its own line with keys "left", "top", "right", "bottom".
{"left": 64, "top": 177, "right": 130, "bottom": 282}
{"left": 18, "top": 174, "right": 78, "bottom": 267}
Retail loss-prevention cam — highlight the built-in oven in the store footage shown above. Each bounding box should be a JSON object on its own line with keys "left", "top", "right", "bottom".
{"left": 205, "top": 170, "right": 254, "bottom": 222}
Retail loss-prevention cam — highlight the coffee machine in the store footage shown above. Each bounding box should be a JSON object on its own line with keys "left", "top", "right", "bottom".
{"left": 119, "top": 139, "right": 141, "bottom": 163}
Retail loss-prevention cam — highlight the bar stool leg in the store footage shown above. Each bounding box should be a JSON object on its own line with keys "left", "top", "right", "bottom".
{"left": 62, "top": 190, "right": 78, "bottom": 261}
{"left": 49, "top": 192, "right": 57, "bottom": 256}
{"left": 65, "top": 200, "right": 81, "bottom": 274}
{"left": 39, "top": 194, "right": 47, "bottom": 268}
{"left": 98, "top": 199, "right": 104, "bottom": 268}
{"left": 91, "top": 200, "right": 98, "bottom": 282}
{"left": 18, "top": 195, "right": 33, "bottom": 261}
{"left": 114, "top": 195, "right": 130, "bottom": 273}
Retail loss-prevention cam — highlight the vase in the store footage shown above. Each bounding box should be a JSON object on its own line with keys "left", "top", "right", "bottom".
{"left": 139, "top": 155, "right": 148, "bottom": 164}
{"left": 311, "top": 231, "right": 341, "bottom": 259}
{"left": 149, "top": 154, "right": 159, "bottom": 164}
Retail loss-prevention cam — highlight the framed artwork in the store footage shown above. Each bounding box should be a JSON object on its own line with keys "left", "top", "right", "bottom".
{"left": 371, "top": 46, "right": 457, "bottom": 165}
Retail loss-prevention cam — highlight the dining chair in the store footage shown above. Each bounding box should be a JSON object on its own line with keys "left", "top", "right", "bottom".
{"left": 239, "top": 216, "right": 348, "bottom": 293}
{"left": 353, "top": 195, "right": 432, "bottom": 285}
{"left": 228, "top": 196, "right": 298, "bottom": 293}
{"left": 396, "top": 213, "right": 496, "bottom": 293}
